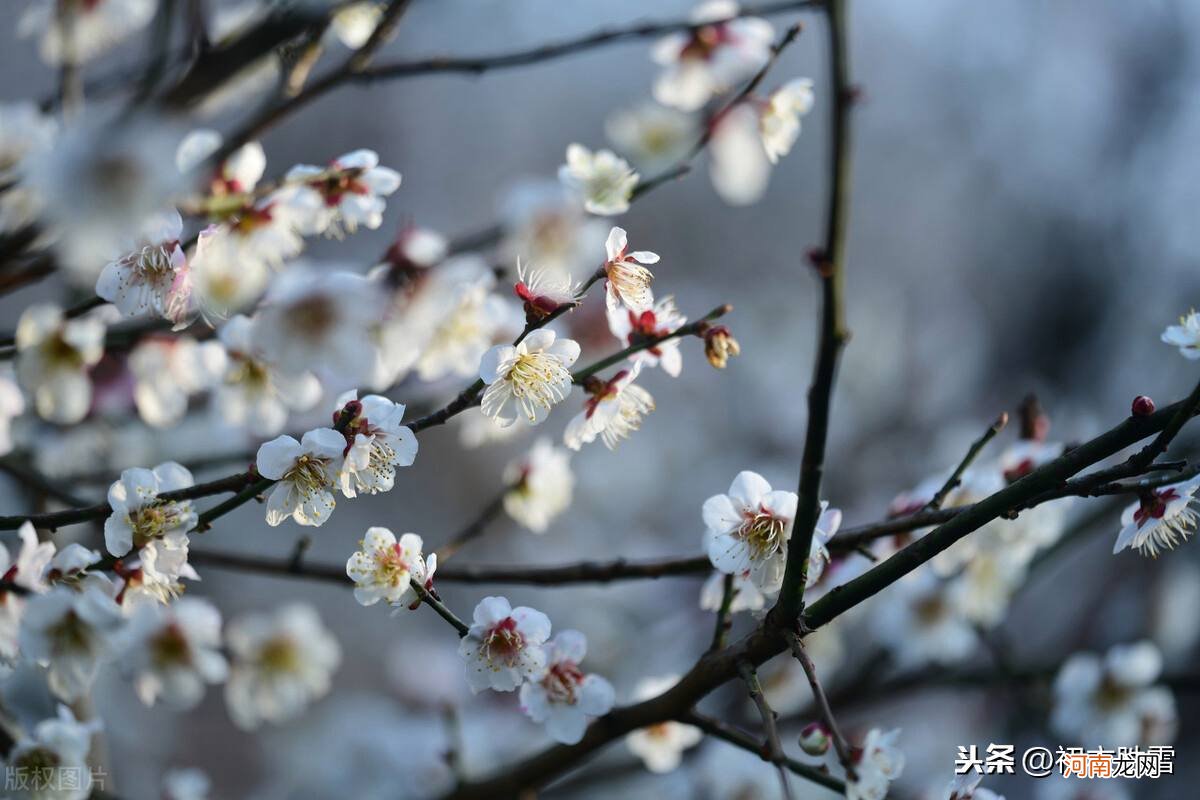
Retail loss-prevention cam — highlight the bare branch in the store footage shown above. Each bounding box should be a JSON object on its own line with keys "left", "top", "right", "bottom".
{"left": 788, "top": 634, "right": 856, "bottom": 780}
{"left": 738, "top": 661, "right": 794, "bottom": 799}
{"left": 925, "top": 413, "right": 1008, "bottom": 511}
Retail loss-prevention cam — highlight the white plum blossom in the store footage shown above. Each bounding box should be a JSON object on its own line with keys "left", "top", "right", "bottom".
{"left": 761, "top": 78, "right": 815, "bottom": 163}
{"left": 699, "top": 570, "right": 766, "bottom": 613}
{"left": 499, "top": 180, "right": 609, "bottom": 277}
{"left": 606, "top": 104, "right": 699, "bottom": 173}
{"left": 558, "top": 144, "right": 639, "bottom": 216}
{"left": 0, "top": 523, "right": 55, "bottom": 665}
{"left": 519, "top": 630, "right": 615, "bottom": 744}
{"left": 186, "top": 225, "right": 271, "bottom": 323}
{"left": 1161, "top": 310, "right": 1200, "bottom": 359}
{"left": 120, "top": 598, "right": 228, "bottom": 710}
{"left": 948, "top": 546, "right": 1030, "bottom": 628}
{"left": 337, "top": 393, "right": 419, "bottom": 497}
{"left": 0, "top": 102, "right": 57, "bottom": 232}
{"left": 0, "top": 706, "right": 99, "bottom": 800}
{"left": 19, "top": 583, "right": 124, "bottom": 700}
{"left": 214, "top": 314, "right": 322, "bottom": 436}
{"left": 224, "top": 603, "right": 342, "bottom": 730}
{"left": 346, "top": 528, "right": 430, "bottom": 608}
{"left": 602, "top": 226, "right": 658, "bottom": 312}
{"left": 514, "top": 259, "right": 579, "bottom": 322}
{"left": 564, "top": 365, "right": 655, "bottom": 451}
{"left": 103, "top": 462, "right": 197, "bottom": 559}
{"left": 625, "top": 675, "right": 703, "bottom": 772}
{"left": 0, "top": 371, "right": 24, "bottom": 457}
{"left": 287, "top": 149, "right": 402, "bottom": 236}
{"left": 606, "top": 292, "right": 687, "bottom": 377}
{"left": 502, "top": 438, "right": 574, "bottom": 532}
{"left": 458, "top": 596, "right": 551, "bottom": 693}
{"left": 846, "top": 728, "right": 906, "bottom": 800}
{"left": 15, "top": 304, "right": 105, "bottom": 425}
{"left": 1114, "top": 478, "right": 1200, "bottom": 557}
{"left": 254, "top": 268, "right": 385, "bottom": 388}
{"left": 480, "top": 329, "right": 581, "bottom": 427}
{"left": 20, "top": 113, "right": 187, "bottom": 283}
{"left": 129, "top": 337, "right": 226, "bottom": 428}
{"left": 256, "top": 429, "right": 347, "bottom": 527}
{"left": 871, "top": 569, "right": 976, "bottom": 668}
{"left": 18, "top": 0, "right": 155, "bottom": 65}
{"left": 95, "top": 210, "right": 191, "bottom": 325}
{"left": 703, "top": 471, "right": 840, "bottom": 594}
{"left": 329, "top": 1, "right": 384, "bottom": 48}
{"left": 709, "top": 101, "right": 772, "bottom": 205}
{"left": 1052, "top": 641, "right": 1177, "bottom": 747}
{"left": 651, "top": 0, "right": 774, "bottom": 111}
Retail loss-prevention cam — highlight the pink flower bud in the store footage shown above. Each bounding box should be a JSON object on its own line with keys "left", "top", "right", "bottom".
{"left": 799, "top": 721, "right": 831, "bottom": 756}
{"left": 1132, "top": 395, "right": 1156, "bottom": 417}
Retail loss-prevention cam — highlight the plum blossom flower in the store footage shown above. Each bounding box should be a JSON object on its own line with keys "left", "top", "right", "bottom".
{"left": 18, "top": 0, "right": 155, "bottom": 65}
{"left": 703, "top": 471, "right": 840, "bottom": 593}
{"left": 287, "top": 149, "right": 402, "bottom": 236}
{"left": 606, "top": 293, "right": 687, "bottom": 377}
{"left": 514, "top": 260, "right": 579, "bottom": 322}
{"left": 871, "top": 569, "right": 975, "bottom": 668}
{"left": 224, "top": 603, "right": 341, "bottom": 730}
{"left": 458, "top": 596, "right": 551, "bottom": 693}
{"left": 651, "top": 0, "right": 774, "bottom": 111}
{"left": 625, "top": 675, "right": 703, "bottom": 772}
{"left": 0, "top": 102, "right": 57, "bottom": 233}
{"left": 0, "top": 371, "right": 23, "bottom": 458}
{"left": 214, "top": 314, "right": 322, "bottom": 436}
{"left": 256, "top": 429, "right": 347, "bottom": 527}
{"left": 602, "top": 226, "right": 658, "bottom": 312}
{"left": 104, "top": 463, "right": 200, "bottom": 604}
{"left": 21, "top": 112, "right": 187, "bottom": 284}
{"left": 1, "top": 705, "right": 100, "bottom": 800}
{"left": 346, "top": 528, "right": 430, "bottom": 608}
{"left": 1113, "top": 478, "right": 1200, "bottom": 557}
{"left": 519, "top": 630, "right": 614, "bottom": 744}
{"left": 0, "top": 523, "right": 56, "bottom": 665}
{"left": 119, "top": 598, "right": 228, "bottom": 710}
{"left": 761, "top": 78, "right": 815, "bottom": 163}
{"left": 480, "top": 329, "right": 580, "bottom": 427}
{"left": 337, "top": 393, "right": 419, "bottom": 498}
{"left": 19, "top": 583, "right": 124, "bottom": 700}
{"left": 699, "top": 570, "right": 765, "bottom": 613}
{"left": 129, "top": 337, "right": 227, "bottom": 428}
{"left": 558, "top": 144, "right": 639, "bottom": 216}
{"left": 500, "top": 180, "right": 609, "bottom": 277}
{"left": 703, "top": 324, "right": 741, "bottom": 368}
{"left": 186, "top": 226, "right": 271, "bottom": 323}
{"left": 846, "top": 728, "right": 906, "bottom": 800}
{"left": 15, "top": 304, "right": 105, "bottom": 425}
{"left": 95, "top": 210, "right": 191, "bottom": 325}
{"left": 564, "top": 365, "right": 655, "bottom": 451}
{"left": 709, "top": 101, "right": 772, "bottom": 205}
{"left": 254, "top": 268, "right": 385, "bottom": 388}
{"left": 1052, "top": 641, "right": 1177, "bottom": 747}
{"left": 1162, "top": 310, "right": 1200, "bottom": 359}
{"left": 502, "top": 439, "right": 574, "bottom": 532}
{"left": 606, "top": 104, "right": 699, "bottom": 173}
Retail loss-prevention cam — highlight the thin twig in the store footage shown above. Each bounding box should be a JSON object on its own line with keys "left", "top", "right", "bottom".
{"left": 788, "top": 634, "right": 856, "bottom": 780}
{"left": 435, "top": 486, "right": 511, "bottom": 561}
{"left": 681, "top": 711, "right": 844, "bottom": 793}
{"left": 738, "top": 661, "right": 793, "bottom": 799}
{"left": 709, "top": 574, "right": 737, "bottom": 652}
{"left": 774, "top": 0, "right": 854, "bottom": 622}
{"left": 925, "top": 413, "right": 1008, "bottom": 511}
{"left": 410, "top": 577, "right": 469, "bottom": 636}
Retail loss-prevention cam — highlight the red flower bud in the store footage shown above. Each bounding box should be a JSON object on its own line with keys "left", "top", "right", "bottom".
{"left": 1132, "top": 395, "right": 1156, "bottom": 417}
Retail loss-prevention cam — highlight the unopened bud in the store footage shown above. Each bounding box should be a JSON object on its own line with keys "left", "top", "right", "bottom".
{"left": 704, "top": 325, "right": 741, "bottom": 369}
{"left": 1132, "top": 395, "right": 1156, "bottom": 417}
{"left": 799, "top": 721, "right": 831, "bottom": 756}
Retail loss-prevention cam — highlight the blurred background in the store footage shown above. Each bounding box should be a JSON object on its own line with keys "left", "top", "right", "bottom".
{"left": 2, "top": 0, "right": 1200, "bottom": 797}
